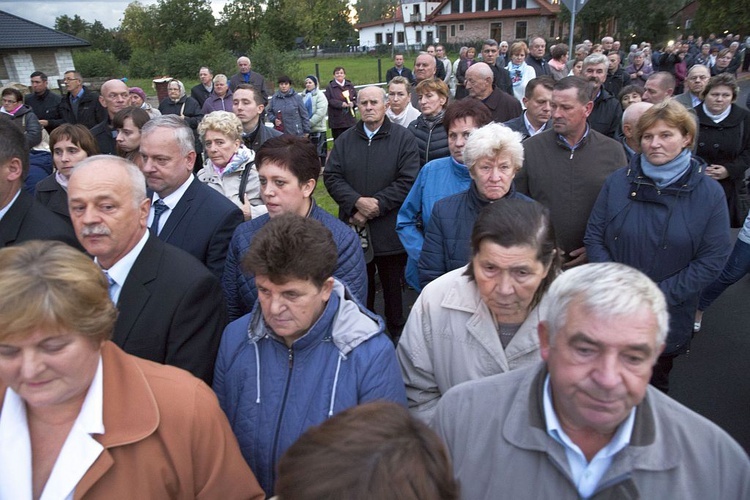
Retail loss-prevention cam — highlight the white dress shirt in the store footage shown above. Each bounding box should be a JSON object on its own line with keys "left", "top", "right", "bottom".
{"left": 97, "top": 230, "right": 149, "bottom": 304}
{"left": 148, "top": 175, "right": 195, "bottom": 234}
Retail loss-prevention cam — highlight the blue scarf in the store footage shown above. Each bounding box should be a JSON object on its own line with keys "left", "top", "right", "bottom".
{"left": 303, "top": 91, "right": 313, "bottom": 118}
{"left": 639, "top": 148, "right": 691, "bottom": 189}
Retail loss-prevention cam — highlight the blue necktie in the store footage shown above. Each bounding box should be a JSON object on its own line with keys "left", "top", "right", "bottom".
{"left": 103, "top": 270, "right": 117, "bottom": 302}
{"left": 151, "top": 199, "right": 168, "bottom": 236}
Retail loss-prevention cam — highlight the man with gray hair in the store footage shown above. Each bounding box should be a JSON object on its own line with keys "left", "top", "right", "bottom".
{"left": 68, "top": 155, "right": 226, "bottom": 383}
{"left": 583, "top": 53, "right": 622, "bottom": 138}
{"left": 433, "top": 262, "right": 750, "bottom": 499}
{"left": 642, "top": 71, "right": 676, "bottom": 104}
{"left": 674, "top": 64, "right": 710, "bottom": 109}
{"left": 411, "top": 52, "right": 437, "bottom": 109}
{"left": 229, "top": 56, "right": 268, "bottom": 101}
{"left": 139, "top": 115, "right": 243, "bottom": 278}
{"left": 191, "top": 66, "right": 214, "bottom": 106}
{"left": 465, "top": 62, "right": 522, "bottom": 123}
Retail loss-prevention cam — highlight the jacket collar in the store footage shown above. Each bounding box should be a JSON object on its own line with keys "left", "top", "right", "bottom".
{"left": 626, "top": 153, "right": 705, "bottom": 195}
{"left": 355, "top": 115, "right": 393, "bottom": 140}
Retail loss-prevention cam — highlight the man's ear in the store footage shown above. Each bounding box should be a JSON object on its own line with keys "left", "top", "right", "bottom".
{"left": 3, "top": 157, "right": 23, "bottom": 182}
{"left": 538, "top": 321, "right": 551, "bottom": 362}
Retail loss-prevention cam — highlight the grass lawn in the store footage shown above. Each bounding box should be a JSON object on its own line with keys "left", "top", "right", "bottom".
{"left": 314, "top": 176, "right": 338, "bottom": 216}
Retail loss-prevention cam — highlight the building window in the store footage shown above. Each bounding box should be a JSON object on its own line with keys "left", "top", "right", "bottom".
{"left": 490, "top": 22, "right": 502, "bottom": 41}
{"left": 489, "top": 0, "right": 498, "bottom": 9}
{"left": 451, "top": 24, "right": 456, "bottom": 37}
{"left": 549, "top": 20, "right": 556, "bottom": 39}
{"left": 426, "top": 31, "right": 434, "bottom": 44}
{"left": 476, "top": 0, "right": 486, "bottom": 11}
{"left": 375, "top": 33, "right": 383, "bottom": 45}
{"left": 440, "top": 25, "right": 448, "bottom": 41}
{"left": 416, "top": 31, "right": 422, "bottom": 43}
{"left": 31, "top": 52, "right": 59, "bottom": 77}
{"left": 459, "top": 24, "right": 465, "bottom": 31}
{"left": 452, "top": 0, "right": 460, "bottom": 12}
{"left": 386, "top": 32, "right": 393, "bottom": 45}
{"left": 397, "top": 31, "right": 405, "bottom": 44}
{"left": 517, "top": 0, "right": 526, "bottom": 7}
{"left": 515, "top": 21, "right": 527, "bottom": 40}
{"left": 502, "top": 0, "right": 512, "bottom": 9}
{"left": 463, "top": 0, "right": 472, "bottom": 13}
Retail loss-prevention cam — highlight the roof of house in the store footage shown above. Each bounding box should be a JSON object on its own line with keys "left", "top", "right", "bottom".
{"left": 427, "top": 0, "right": 559, "bottom": 22}
{"left": 0, "top": 10, "right": 90, "bottom": 49}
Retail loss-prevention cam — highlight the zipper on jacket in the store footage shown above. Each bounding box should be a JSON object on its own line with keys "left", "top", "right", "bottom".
{"left": 569, "top": 149, "right": 574, "bottom": 160}
{"left": 270, "top": 347, "right": 295, "bottom": 469}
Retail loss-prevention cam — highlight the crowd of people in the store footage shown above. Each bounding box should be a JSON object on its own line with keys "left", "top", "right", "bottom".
{"left": 1, "top": 32, "right": 750, "bottom": 498}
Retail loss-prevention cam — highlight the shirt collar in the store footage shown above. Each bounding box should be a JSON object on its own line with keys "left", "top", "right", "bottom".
{"left": 558, "top": 124, "right": 590, "bottom": 150}
{"left": 364, "top": 125, "right": 381, "bottom": 139}
{"left": 152, "top": 175, "right": 194, "bottom": 209}
{"left": 0, "top": 189, "right": 21, "bottom": 221}
{"left": 96, "top": 230, "right": 149, "bottom": 303}
{"left": 543, "top": 373, "right": 635, "bottom": 458}
{"left": 523, "top": 112, "right": 547, "bottom": 136}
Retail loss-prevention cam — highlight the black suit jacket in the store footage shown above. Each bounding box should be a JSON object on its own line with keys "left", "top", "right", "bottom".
{"left": 0, "top": 189, "right": 80, "bottom": 249}
{"left": 57, "top": 87, "right": 106, "bottom": 129}
{"left": 481, "top": 88, "right": 523, "bottom": 123}
{"left": 114, "top": 233, "right": 226, "bottom": 384}
{"left": 503, "top": 113, "right": 552, "bottom": 141}
{"left": 385, "top": 66, "right": 415, "bottom": 84}
{"left": 190, "top": 83, "right": 212, "bottom": 107}
{"left": 156, "top": 177, "right": 243, "bottom": 278}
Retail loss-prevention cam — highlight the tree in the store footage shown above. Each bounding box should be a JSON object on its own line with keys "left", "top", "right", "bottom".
{"left": 216, "top": 0, "right": 264, "bottom": 53}
{"left": 121, "top": 1, "right": 160, "bottom": 51}
{"left": 695, "top": 0, "right": 750, "bottom": 36}
{"left": 354, "top": 0, "right": 398, "bottom": 24}
{"left": 282, "top": 0, "right": 355, "bottom": 53}
{"left": 155, "top": 0, "right": 216, "bottom": 47}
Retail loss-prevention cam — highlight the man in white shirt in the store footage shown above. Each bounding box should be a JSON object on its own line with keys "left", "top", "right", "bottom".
{"left": 433, "top": 263, "right": 750, "bottom": 499}
{"left": 139, "top": 115, "right": 243, "bottom": 278}
{"left": 68, "top": 155, "right": 226, "bottom": 383}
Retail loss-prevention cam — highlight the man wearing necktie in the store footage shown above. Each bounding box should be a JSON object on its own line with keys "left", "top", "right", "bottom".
{"left": 139, "top": 115, "right": 243, "bottom": 278}
{"left": 68, "top": 154, "right": 226, "bottom": 384}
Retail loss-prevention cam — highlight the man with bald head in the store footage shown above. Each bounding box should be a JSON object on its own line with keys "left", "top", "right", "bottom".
{"left": 90, "top": 79, "right": 131, "bottom": 155}
{"left": 68, "top": 155, "right": 226, "bottom": 383}
{"left": 465, "top": 62, "right": 522, "bottom": 123}
{"left": 229, "top": 56, "right": 268, "bottom": 101}
{"left": 325, "top": 86, "right": 419, "bottom": 340}
{"left": 410, "top": 52, "right": 437, "bottom": 109}
{"left": 642, "top": 72, "right": 675, "bottom": 104}
{"left": 620, "top": 101, "right": 653, "bottom": 161}
{"left": 674, "top": 65, "right": 709, "bottom": 109}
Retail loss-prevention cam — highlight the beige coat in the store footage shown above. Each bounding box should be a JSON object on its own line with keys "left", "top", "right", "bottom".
{"left": 0, "top": 342, "right": 265, "bottom": 500}
{"left": 397, "top": 265, "right": 545, "bottom": 423}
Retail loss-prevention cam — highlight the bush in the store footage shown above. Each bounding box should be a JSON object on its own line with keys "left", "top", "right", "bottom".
{"left": 73, "top": 49, "right": 125, "bottom": 78}
{"left": 163, "top": 33, "right": 235, "bottom": 79}
{"left": 249, "top": 33, "right": 304, "bottom": 86}
{"left": 129, "top": 48, "right": 166, "bottom": 78}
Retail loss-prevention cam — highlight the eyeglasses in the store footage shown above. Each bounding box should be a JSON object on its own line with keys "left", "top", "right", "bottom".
{"left": 63, "top": 77, "right": 79, "bottom": 82}
{"left": 688, "top": 76, "right": 709, "bottom": 81}
{"left": 2, "top": 98, "right": 18, "bottom": 104}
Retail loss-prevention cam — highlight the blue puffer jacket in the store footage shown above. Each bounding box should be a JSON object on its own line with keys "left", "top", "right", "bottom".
{"left": 213, "top": 280, "right": 407, "bottom": 496}
{"left": 222, "top": 199, "right": 367, "bottom": 321}
{"left": 418, "top": 181, "right": 531, "bottom": 288}
{"left": 396, "top": 156, "right": 472, "bottom": 291}
{"left": 407, "top": 114, "right": 449, "bottom": 166}
{"left": 585, "top": 154, "right": 731, "bottom": 354}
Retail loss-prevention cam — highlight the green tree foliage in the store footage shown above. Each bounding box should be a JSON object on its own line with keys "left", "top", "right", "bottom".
{"left": 155, "top": 0, "right": 216, "bottom": 47}
{"left": 121, "top": 1, "right": 160, "bottom": 51}
{"left": 216, "top": 0, "right": 264, "bottom": 54}
{"left": 354, "top": 0, "right": 398, "bottom": 24}
{"left": 695, "top": 0, "right": 750, "bottom": 36}
{"left": 249, "top": 33, "right": 303, "bottom": 85}
{"left": 73, "top": 49, "right": 124, "bottom": 77}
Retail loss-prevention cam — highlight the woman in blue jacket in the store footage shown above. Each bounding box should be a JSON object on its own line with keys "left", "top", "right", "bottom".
{"left": 213, "top": 214, "right": 406, "bottom": 497}
{"left": 585, "top": 100, "right": 731, "bottom": 393}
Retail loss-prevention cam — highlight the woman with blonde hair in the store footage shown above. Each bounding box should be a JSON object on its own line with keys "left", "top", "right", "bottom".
{"left": 197, "top": 111, "right": 265, "bottom": 220}
{"left": 506, "top": 41, "right": 537, "bottom": 104}
{"left": 407, "top": 78, "right": 451, "bottom": 166}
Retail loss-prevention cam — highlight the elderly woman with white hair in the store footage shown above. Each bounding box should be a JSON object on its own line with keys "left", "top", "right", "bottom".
{"left": 399, "top": 197, "right": 560, "bottom": 422}
{"left": 418, "top": 122, "right": 532, "bottom": 288}
{"left": 197, "top": 111, "right": 265, "bottom": 220}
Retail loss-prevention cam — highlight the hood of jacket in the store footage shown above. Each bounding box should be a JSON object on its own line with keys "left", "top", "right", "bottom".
{"left": 246, "top": 279, "right": 383, "bottom": 356}
{"left": 273, "top": 87, "right": 297, "bottom": 99}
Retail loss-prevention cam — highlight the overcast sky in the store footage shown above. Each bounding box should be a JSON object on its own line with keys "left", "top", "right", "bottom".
{"left": 0, "top": 0, "right": 228, "bottom": 30}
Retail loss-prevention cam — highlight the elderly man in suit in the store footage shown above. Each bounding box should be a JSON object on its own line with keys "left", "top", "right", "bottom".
{"left": 139, "top": 115, "right": 243, "bottom": 278}
{"left": 674, "top": 65, "right": 710, "bottom": 110}
{"left": 0, "top": 120, "right": 78, "bottom": 248}
{"left": 68, "top": 155, "right": 226, "bottom": 383}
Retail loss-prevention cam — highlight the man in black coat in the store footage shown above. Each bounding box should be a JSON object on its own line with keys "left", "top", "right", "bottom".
{"left": 139, "top": 115, "right": 243, "bottom": 279}
{"left": 503, "top": 76, "right": 554, "bottom": 141}
{"left": 0, "top": 120, "right": 79, "bottom": 249}
{"left": 481, "top": 39, "right": 514, "bottom": 96}
{"left": 24, "top": 71, "right": 61, "bottom": 133}
{"left": 190, "top": 66, "right": 214, "bottom": 107}
{"left": 90, "top": 79, "right": 131, "bottom": 155}
{"left": 55, "top": 71, "right": 107, "bottom": 129}
{"left": 68, "top": 155, "right": 226, "bottom": 384}
{"left": 465, "top": 63, "right": 522, "bottom": 123}
{"left": 582, "top": 54, "right": 623, "bottom": 138}
{"left": 385, "top": 54, "right": 415, "bottom": 84}
{"left": 526, "top": 36, "right": 550, "bottom": 76}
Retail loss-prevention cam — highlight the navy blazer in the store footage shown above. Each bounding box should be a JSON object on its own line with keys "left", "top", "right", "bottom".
{"left": 114, "top": 233, "right": 227, "bottom": 384}
{"left": 34, "top": 174, "right": 70, "bottom": 224}
{"left": 0, "top": 189, "right": 80, "bottom": 249}
{"left": 157, "top": 177, "right": 243, "bottom": 278}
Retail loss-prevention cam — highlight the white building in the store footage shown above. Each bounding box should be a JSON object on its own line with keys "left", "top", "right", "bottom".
{"left": 355, "top": 0, "right": 442, "bottom": 49}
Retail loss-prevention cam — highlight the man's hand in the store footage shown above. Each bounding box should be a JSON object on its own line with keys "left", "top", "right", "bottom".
{"left": 562, "top": 246, "right": 588, "bottom": 269}
{"left": 706, "top": 164, "right": 729, "bottom": 181}
{"left": 39, "top": 119, "right": 49, "bottom": 127}
{"left": 350, "top": 211, "right": 368, "bottom": 227}
{"left": 241, "top": 199, "right": 252, "bottom": 221}
{"left": 355, "top": 197, "right": 379, "bottom": 219}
